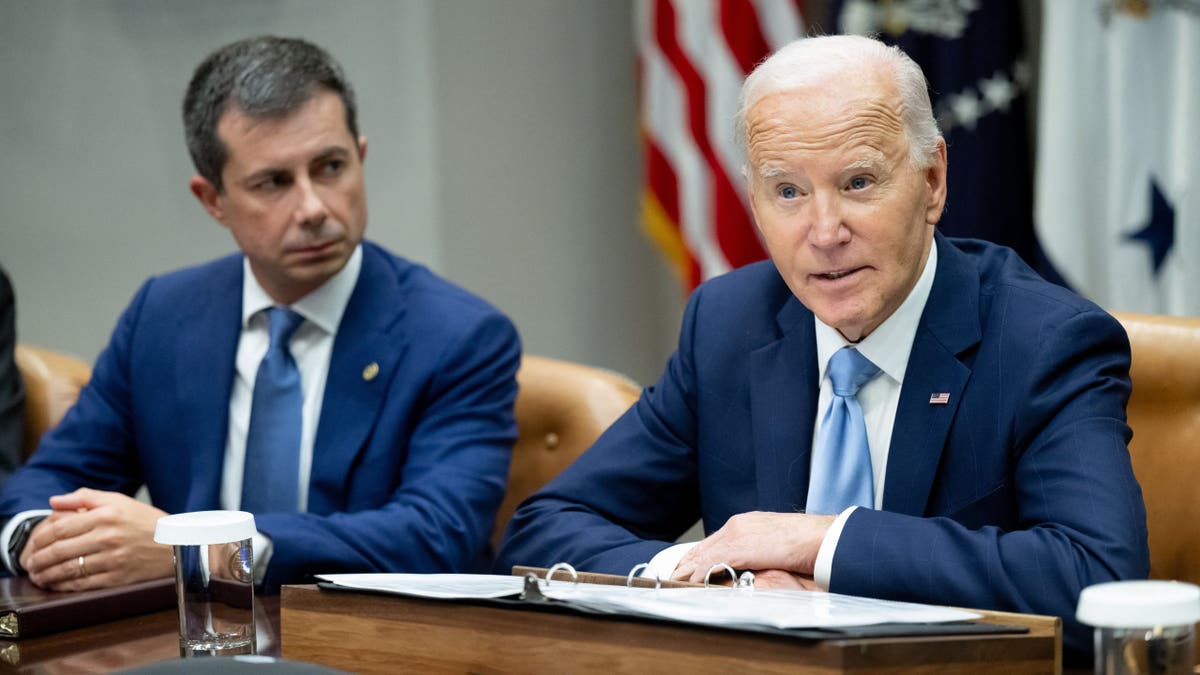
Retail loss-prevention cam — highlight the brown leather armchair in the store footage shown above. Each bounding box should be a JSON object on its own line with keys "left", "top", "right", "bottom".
{"left": 1113, "top": 312, "right": 1200, "bottom": 587}
{"left": 492, "top": 355, "right": 641, "bottom": 550}
{"left": 13, "top": 344, "right": 91, "bottom": 461}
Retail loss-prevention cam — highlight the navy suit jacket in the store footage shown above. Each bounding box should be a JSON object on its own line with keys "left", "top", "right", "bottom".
{"left": 2, "top": 241, "right": 521, "bottom": 589}
{"left": 497, "top": 234, "right": 1148, "bottom": 656}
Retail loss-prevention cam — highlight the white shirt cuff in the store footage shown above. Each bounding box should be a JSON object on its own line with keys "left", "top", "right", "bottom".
{"left": 642, "top": 542, "right": 698, "bottom": 581}
{"left": 813, "top": 506, "right": 857, "bottom": 590}
{"left": 252, "top": 531, "right": 273, "bottom": 585}
{"left": 1, "top": 510, "right": 53, "bottom": 575}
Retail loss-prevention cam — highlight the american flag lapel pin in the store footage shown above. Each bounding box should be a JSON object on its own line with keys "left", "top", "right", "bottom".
{"left": 929, "top": 392, "right": 950, "bottom": 405}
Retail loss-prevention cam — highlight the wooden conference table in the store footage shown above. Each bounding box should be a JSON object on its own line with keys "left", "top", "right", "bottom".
{"left": 0, "top": 597, "right": 281, "bottom": 672}
{"left": 2, "top": 585, "right": 1065, "bottom": 674}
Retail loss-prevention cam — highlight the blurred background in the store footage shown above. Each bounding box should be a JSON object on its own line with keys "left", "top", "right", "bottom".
{"left": 1, "top": 0, "right": 1195, "bottom": 385}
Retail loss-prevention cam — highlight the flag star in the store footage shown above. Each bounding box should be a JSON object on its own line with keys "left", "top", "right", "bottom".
{"left": 948, "top": 90, "right": 983, "bottom": 131}
{"left": 1125, "top": 178, "right": 1176, "bottom": 276}
{"left": 980, "top": 72, "right": 1018, "bottom": 113}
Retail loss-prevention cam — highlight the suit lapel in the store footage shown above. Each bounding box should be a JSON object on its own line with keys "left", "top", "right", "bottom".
{"left": 175, "top": 257, "right": 243, "bottom": 511}
{"left": 750, "top": 298, "right": 820, "bottom": 513}
{"left": 308, "top": 244, "right": 409, "bottom": 514}
{"left": 882, "top": 233, "right": 982, "bottom": 516}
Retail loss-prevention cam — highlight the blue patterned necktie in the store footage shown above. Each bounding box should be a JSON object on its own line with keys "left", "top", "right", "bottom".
{"left": 806, "top": 347, "right": 881, "bottom": 515}
{"left": 241, "top": 307, "right": 305, "bottom": 514}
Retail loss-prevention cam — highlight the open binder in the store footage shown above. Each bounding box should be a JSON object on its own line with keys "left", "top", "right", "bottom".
{"left": 316, "top": 563, "right": 1029, "bottom": 641}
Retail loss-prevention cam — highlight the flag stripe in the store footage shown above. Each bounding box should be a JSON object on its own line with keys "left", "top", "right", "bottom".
{"left": 643, "top": 190, "right": 701, "bottom": 287}
{"left": 656, "top": 0, "right": 742, "bottom": 279}
{"left": 639, "top": 0, "right": 804, "bottom": 291}
{"left": 643, "top": 135, "right": 702, "bottom": 286}
{"left": 753, "top": 0, "right": 804, "bottom": 51}
{"left": 720, "top": 0, "right": 771, "bottom": 74}
{"left": 676, "top": 1, "right": 766, "bottom": 270}
{"left": 639, "top": 0, "right": 726, "bottom": 281}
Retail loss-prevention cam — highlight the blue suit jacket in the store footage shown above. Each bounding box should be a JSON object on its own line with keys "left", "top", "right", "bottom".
{"left": 497, "top": 234, "right": 1148, "bottom": 656}
{"left": 2, "top": 241, "right": 521, "bottom": 589}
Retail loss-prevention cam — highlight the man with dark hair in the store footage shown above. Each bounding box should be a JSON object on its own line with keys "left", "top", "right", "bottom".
{"left": 0, "top": 36, "right": 521, "bottom": 592}
{"left": 497, "top": 34, "right": 1146, "bottom": 660}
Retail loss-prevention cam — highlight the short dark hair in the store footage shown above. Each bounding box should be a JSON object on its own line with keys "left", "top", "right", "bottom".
{"left": 182, "top": 36, "right": 359, "bottom": 191}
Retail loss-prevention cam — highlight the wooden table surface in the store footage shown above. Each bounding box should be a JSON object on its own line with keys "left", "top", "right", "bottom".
{"left": 0, "top": 581, "right": 1099, "bottom": 667}
{"left": 0, "top": 595, "right": 280, "bottom": 673}
{"left": 281, "top": 584, "right": 1064, "bottom": 674}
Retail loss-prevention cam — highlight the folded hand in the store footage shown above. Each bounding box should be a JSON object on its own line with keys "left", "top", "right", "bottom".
{"left": 21, "top": 488, "right": 173, "bottom": 591}
{"left": 671, "top": 511, "right": 834, "bottom": 585}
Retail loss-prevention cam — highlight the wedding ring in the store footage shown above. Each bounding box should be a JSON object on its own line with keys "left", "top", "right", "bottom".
{"left": 77, "top": 555, "right": 88, "bottom": 578}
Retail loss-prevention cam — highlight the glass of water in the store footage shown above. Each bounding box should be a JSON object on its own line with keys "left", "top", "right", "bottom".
{"left": 1077, "top": 580, "right": 1200, "bottom": 675}
{"left": 154, "top": 511, "right": 257, "bottom": 657}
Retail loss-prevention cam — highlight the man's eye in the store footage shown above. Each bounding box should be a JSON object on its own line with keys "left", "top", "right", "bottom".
{"left": 321, "top": 159, "right": 345, "bottom": 175}
{"left": 778, "top": 185, "right": 799, "bottom": 199}
{"left": 254, "top": 175, "right": 288, "bottom": 191}
{"left": 848, "top": 176, "right": 870, "bottom": 190}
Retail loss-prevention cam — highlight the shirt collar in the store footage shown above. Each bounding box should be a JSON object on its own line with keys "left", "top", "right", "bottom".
{"left": 815, "top": 236, "right": 938, "bottom": 386}
{"left": 240, "top": 244, "right": 363, "bottom": 335}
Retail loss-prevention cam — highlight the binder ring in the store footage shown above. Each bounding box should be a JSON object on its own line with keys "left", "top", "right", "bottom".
{"left": 703, "top": 563, "right": 737, "bottom": 588}
{"left": 736, "top": 570, "right": 756, "bottom": 589}
{"left": 626, "top": 563, "right": 661, "bottom": 589}
{"left": 545, "top": 562, "right": 579, "bottom": 586}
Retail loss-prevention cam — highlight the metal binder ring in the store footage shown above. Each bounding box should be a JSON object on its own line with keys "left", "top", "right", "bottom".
{"left": 626, "top": 563, "right": 661, "bottom": 589}
{"left": 736, "top": 570, "right": 756, "bottom": 589}
{"left": 545, "top": 562, "right": 579, "bottom": 586}
{"left": 703, "top": 563, "right": 737, "bottom": 588}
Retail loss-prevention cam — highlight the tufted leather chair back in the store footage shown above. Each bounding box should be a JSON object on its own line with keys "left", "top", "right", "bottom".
{"left": 492, "top": 355, "right": 641, "bottom": 550}
{"left": 14, "top": 344, "right": 91, "bottom": 460}
{"left": 1114, "top": 312, "right": 1200, "bottom": 587}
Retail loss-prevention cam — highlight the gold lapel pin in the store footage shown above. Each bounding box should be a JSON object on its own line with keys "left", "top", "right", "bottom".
{"left": 362, "top": 362, "right": 380, "bottom": 381}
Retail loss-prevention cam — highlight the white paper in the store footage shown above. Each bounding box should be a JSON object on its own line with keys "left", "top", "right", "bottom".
{"left": 317, "top": 573, "right": 526, "bottom": 599}
{"left": 315, "top": 573, "right": 980, "bottom": 629}
{"left": 540, "top": 585, "right": 980, "bottom": 629}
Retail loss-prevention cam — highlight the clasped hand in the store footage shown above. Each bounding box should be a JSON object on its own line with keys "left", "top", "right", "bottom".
{"left": 670, "top": 511, "right": 835, "bottom": 590}
{"left": 19, "top": 488, "right": 174, "bottom": 591}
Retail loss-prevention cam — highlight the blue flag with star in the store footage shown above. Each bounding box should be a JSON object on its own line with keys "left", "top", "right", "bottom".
{"left": 1034, "top": 1, "right": 1197, "bottom": 315}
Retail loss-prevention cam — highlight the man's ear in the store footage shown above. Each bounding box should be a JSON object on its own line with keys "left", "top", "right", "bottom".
{"left": 924, "top": 138, "right": 948, "bottom": 225}
{"left": 358, "top": 135, "right": 368, "bottom": 162}
{"left": 189, "top": 175, "right": 225, "bottom": 224}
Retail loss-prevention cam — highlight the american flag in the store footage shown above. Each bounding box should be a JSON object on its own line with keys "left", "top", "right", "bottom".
{"left": 636, "top": 0, "right": 806, "bottom": 291}
{"left": 929, "top": 392, "right": 950, "bottom": 405}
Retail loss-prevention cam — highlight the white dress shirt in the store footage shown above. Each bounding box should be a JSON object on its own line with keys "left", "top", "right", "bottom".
{"left": 226, "top": 246, "right": 361, "bottom": 579}
{"left": 646, "top": 239, "right": 938, "bottom": 586}
{"left": 810, "top": 239, "right": 936, "bottom": 587}
{"left": 221, "top": 245, "right": 361, "bottom": 513}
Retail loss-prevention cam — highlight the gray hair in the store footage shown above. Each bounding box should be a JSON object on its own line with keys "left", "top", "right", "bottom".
{"left": 734, "top": 35, "right": 941, "bottom": 169}
{"left": 183, "top": 36, "right": 359, "bottom": 192}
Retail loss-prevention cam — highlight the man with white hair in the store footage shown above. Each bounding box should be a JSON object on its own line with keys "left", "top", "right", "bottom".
{"left": 497, "top": 35, "right": 1147, "bottom": 659}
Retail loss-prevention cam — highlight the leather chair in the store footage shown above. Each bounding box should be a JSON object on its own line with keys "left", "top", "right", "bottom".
{"left": 1113, "top": 312, "right": 1200, "bottom": 587}
{"left": 492, "top": 355, "right": 641, "bottom": 550}
{"left": 13, "top": 344, "right": 91, "bottom": 461}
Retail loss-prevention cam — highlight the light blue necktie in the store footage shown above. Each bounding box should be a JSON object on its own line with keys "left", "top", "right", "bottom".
{"left": 806, "top": 347, "right": 881, "bottom": 515}
{"left": 241, "top": 307, "right": 305, "bottom": 514}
